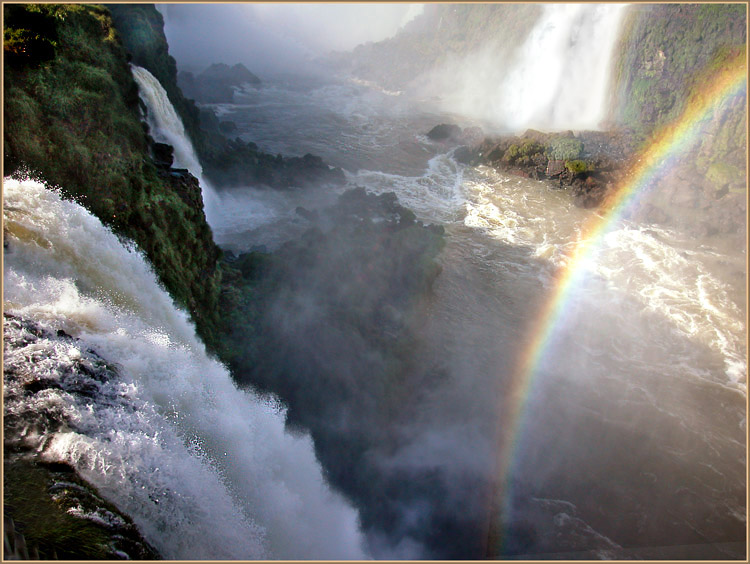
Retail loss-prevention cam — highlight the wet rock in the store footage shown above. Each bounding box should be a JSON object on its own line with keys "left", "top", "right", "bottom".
{"left": 546, "top": 159, "right": 566, "bottom": 177}
{"left": 3, "top": 314, "right": 161, "bottom": 560}
{"left": 179, "top": 63, "right": 261, "bottom": 104}
{"left": 427, "top": 123, "right": 462, "bottom": 142}
{"left": 152, "top": 142, "right": 174, "bottom": 168}
{"left": 471, "top": 129, "right": 637, "bottom": 209}
{"left": 453, "top": 145, "right": 476, "bottom": 165}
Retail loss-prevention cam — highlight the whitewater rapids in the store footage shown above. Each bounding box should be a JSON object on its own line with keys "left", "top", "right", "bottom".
{"left": 201, "top": 66, "right": 746, "bottom": 558}
{"left": 3, "top": 177, "right": 368, "bottom": 560}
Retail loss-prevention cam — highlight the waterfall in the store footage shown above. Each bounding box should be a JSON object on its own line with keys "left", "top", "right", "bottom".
{"left": 500, "top": 4, "right": 627, "bottom": 131}
{"left": 3, "top": 177, "right": 368, "bottom": 560}
{"left": 433, "top": 4, "right": 627, "bottom": 132}
{"left": 130, "top": 65, "right": 222, "bottom": 229}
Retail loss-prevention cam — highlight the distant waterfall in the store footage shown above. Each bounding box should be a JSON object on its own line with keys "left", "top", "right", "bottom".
{"left": 434, "top": 4, "right": 627, "bottom": 132}
{"left": 130, "top": 65, "right": 221, "bottom": 227}
{"left": 3, "top": 177, "right": 368, "bottom": 560}
{"left": 500, "top": 4, "right": 626, "bottom": 131}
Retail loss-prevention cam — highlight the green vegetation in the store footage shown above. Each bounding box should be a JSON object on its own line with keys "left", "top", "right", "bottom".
{"left": 3, "top": 4, "right": 60, "bottom": 69}
{"left": 3, "top": 3, "right": 223, "bottom": 351}
{"left": 106, "top": 5, "right": 206, "bottom": 157}
{"left": 4, "top": 459, "right": 159, "bottom": 560}
{"left": 4, "top": 9, "right": 447, "bottom": 559}
{"left": 106, "top": 4, "right": 345, "bottom": 190}
{"left": 564, "top": 159, "right": 591, "bottom": 174}
{"left": 3, "top": 8, "right": 227, "bottom": 554}
{"left": 503, "top": 139, "right": 544, "bottom": 166}
{"left": 546, "top": 137, "right": 583, "bottom": 161}
{"left": 612, "top": 3, "right": 746, "bottom": 139}
{"left": 610, "top": 4, "right": 746, "bottom": 241}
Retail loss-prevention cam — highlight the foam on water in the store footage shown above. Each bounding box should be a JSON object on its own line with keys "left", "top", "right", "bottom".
{"left": 3, "top": 177, "right": 368, "bottom": 560}
{"left": 348, "top": 153, "right": 467, "bottom": 224}
{"left": 458, "top": 164, "right": 746, "bottom": 393}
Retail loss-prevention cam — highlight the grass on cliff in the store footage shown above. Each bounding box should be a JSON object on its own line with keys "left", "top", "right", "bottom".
{"left": 4, "top": 3, "right": 224, "bottom": 351}
{"left": 4, "top": 460, "right": 118, "bottom": 560}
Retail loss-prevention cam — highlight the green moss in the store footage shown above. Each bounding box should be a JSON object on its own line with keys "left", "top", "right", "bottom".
{"left": 546, "top": 137, "right": 583, "bottom": 161}
{"left": 503, "top": 139, "right": 544, "bottom": 165}
{"left": 4, "top": 3, "right": 224, "bottom": 352}
{"left": 5, "top": 460, "right": 109, "bottom": 559}
{"left": 707, "top": 161, "right": 743, "bottom": 189}
{"left": 4, "top": 459, "right": 158, "bottom": 559}
{"left": 612, "top": 4, "right": 746, "bottom": 136}
{"left": 564, "top": 159, "right": 590, "bottom": 174}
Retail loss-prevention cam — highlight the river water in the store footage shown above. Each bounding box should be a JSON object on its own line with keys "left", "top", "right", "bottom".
{"left": 4, "top": 59, "right": 746, "bottom": 562}
{"left": 203, "top": 71, "right": 746, "bottom": 559}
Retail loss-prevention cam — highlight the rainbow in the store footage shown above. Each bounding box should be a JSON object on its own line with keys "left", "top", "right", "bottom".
{"left": 485, "top": 51, "right": 747, "bottom": 556}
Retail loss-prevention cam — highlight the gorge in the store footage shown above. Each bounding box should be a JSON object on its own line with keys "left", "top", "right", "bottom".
{"left": 3, "top": 3, "right": 747, "bottom": 560}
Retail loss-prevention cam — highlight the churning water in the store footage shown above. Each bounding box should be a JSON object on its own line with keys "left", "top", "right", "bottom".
{"left": 3, "top": 178, "right": 368, "bottom": 560}
{"left": 4, "top": 4, "right": 746, "bottom": 558}
{"left": 203, "top": 65, "right": 746, "bottom": 558}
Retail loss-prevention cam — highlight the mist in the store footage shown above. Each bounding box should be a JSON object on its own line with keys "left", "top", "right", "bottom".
{"left": 159, "top": 3, "right": 424, "bottom": 75}
{"left": 414, "top": 4, "right": 628, "bottom": 132}
{"left": 4, "top": 2, "right": 745, "bottom": 560}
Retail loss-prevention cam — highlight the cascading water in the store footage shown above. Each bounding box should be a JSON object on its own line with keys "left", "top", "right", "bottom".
{"left": 131, "top": 65, "right": 222, "bottom": 229}
{"left": 431, "top": 4, "right": 627, "bottom": 132}
{"left": 5, "top": 3, "right": 744, "bottom": 558}
{"left": 202, "top": 67, "right": 745, "bottom": 558}
{"left": 498, "top": 3, "right": 627, "bottom": 131}
{"left": 2, "top": 177, "right": 368, "bottom": 560}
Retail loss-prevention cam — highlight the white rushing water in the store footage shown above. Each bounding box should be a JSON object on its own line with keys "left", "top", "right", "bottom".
{"left": 131, "top": 65, "right": 222, "bottom": 229}
{"left": 205, "top": 70, "right": 745, "bottom": 557}
{"left": 429, "top": 4, "right": 627, "bottom": 131}
{"left": 3, "top": 177, "right": 368, "bottom": 560}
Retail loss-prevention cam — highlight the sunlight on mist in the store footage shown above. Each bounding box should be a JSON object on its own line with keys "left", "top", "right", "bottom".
{"left": 158, "top": 3, "right": 424, "bottom": 73}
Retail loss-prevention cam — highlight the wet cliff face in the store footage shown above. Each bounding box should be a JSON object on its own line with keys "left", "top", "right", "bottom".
{"left": 3, "top": 314, "right": 161, "bottom": 560}
{"left": 611, "top": 4, "right": 746, "bottom": 247}
{"left": 612, "top": 4, "right": 746, "bottom": 136}
{"left": 3, "top": 4, "right": 224, "bottom": 350}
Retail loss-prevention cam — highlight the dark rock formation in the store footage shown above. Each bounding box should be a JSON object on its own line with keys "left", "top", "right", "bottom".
{"left": 427, "top": 123, "right": 462, "bottom": 142}
{"left": 219, "top": 188, "right": 447, "bottom": 555}
{"left": 178, "top": 63, "right": 261, "bottom": 104}
{"left": 427, "top": 124, "right": 485, "bottom": 146}
{"left": 201, "top": 62, "right": 260, "bottom": 85}
{"left": 3, "top": 314, "right": 161, "bottom": 560}
{"left": 152, "top": 142, "right": 174, "bottom": 168}
{"left": 468, "top": 129, "right": 635, "bottom": 208}
{"left": 203, "top": 139, "right": 346, "bottom": 190}
{"left": 107, "top": 5, "right": 345, "bottom": 194}
{"left": 4, "top": 3, "right": 224, "bottom": 353}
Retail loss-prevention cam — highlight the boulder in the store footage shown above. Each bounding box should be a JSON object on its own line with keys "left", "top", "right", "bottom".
{"left": 152, "top": 142, "right": 174, "bottom": 168}
{"left": 453, "top": 146, "right": 476, "bottom": 165}
{"left": 427, "top": 123, "right": 462, "bottom": 142}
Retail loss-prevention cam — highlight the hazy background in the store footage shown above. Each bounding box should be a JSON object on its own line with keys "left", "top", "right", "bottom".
{"left": 158, "top": 3, "right": 424, "bottom": 74}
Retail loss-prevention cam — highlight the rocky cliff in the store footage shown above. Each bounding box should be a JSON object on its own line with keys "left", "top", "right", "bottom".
{"left": 610, "top": 4, "right": 746, "bottom": 243}
{"left": 3, "top": 6, "right": 224, "bottom": 556}
{"left": 3, "top": 5, "right": 445, "bottom": 558}
{"left": 107, "top": 4, "right": 345, "bottom": 191}
{"left": 336, "top": 4, "right": 746, "bottom": 244}
{"left": 4, "top": 4, "right": 224, "bottom": 350}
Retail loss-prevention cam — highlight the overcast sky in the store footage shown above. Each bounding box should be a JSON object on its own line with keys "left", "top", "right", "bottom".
{"left": 159, "top": 4, "right": 424, "bottom": 74}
